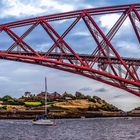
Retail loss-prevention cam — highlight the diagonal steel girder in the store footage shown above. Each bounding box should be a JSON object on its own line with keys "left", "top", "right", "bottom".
{"left": 0, "top": 4, "right": 139, "bottom": 97}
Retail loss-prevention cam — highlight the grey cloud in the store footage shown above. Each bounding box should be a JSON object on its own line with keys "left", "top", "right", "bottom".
{"left": 79, "top": 87, "right": 93, "bottom": 91}
{"left": 95, "top": 88, "right": 107, "bottom": 93}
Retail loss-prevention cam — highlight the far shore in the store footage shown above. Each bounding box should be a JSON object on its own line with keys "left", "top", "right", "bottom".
{"left": 1, "top": 93, "right": 140, "bottom": 119}
{"left": 0, "top": 110, "right": 139, "bottom": 119}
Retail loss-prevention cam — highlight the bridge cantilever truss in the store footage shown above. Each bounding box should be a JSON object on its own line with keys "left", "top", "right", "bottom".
{"left": 0, "top": 4, "right": 140, "bottom": 96}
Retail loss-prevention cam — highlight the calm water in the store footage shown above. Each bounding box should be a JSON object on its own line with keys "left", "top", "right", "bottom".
{"left": 0, "top": 118, "right": 140, "bottom": 140}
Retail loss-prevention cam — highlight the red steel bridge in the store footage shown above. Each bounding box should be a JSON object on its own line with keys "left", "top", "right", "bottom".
{"left": 0, "top": 4, "right": 140, "bottom": 96}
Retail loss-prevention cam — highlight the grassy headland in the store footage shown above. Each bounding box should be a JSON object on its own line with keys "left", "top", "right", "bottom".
{"left": 0, "top": 92, "right": 126, "bottom": 119}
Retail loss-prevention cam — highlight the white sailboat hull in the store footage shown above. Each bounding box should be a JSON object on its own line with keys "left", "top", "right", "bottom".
{"left": 32, "top": 119, "right": 54, "bottom": 125}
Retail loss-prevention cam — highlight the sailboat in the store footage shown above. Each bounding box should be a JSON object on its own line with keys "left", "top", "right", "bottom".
{"left": 32, "top": 77, "right": 54, "bottom": 125}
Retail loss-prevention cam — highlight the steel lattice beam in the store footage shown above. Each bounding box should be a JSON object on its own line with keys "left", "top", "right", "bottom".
{"left": 0, "top": 4, "right": 140, "bottom": 96}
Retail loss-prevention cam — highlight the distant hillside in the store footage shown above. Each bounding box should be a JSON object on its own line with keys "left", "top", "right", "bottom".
{"left": 0, "top": 92, "right": 120, "bottom": 112}
{"left": 0, "top": 93, "right": 124, "bottom": 118}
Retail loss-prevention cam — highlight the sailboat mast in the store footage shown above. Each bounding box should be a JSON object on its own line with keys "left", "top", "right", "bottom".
{"left": 45, "top": 77, "right": 47, "bottom": 115}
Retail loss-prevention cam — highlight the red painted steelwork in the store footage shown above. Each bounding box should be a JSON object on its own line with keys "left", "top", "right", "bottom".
{"left": 0, "top": 4, "right": 140, "bottom": 96}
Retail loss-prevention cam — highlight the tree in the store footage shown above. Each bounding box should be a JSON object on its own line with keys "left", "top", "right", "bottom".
{"left": 85, "top": 95, "right": 91, "bottom": 100}
{"left": 2, "top": 95, "right": 13, "bottom": 101}
{"left": 92, "top": 96, "right": 101, "bottom": 100}
{"left": 9, "top": 100, "right": 25, "bottom": 105}
{"left": 63, "top": 92, "right": 75, "bottom": 99}
{"left": 0, "top": 106, "right": 7, "bottom": 110}
{"left": 24, "top": 91, "right": 31, "bottom": 97}
{"left": 75, "top": 92, "right": 85, "bottom": 99}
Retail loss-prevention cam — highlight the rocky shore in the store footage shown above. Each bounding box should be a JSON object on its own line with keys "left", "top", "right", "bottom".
{"left": 0, "top": 109, "right": 139, "bottom": 119}
{"left": 0, "top": 110, "right": 127, "bottom": 119}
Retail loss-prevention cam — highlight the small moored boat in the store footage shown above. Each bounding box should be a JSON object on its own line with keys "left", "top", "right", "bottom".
{"left": 32, "top": 77, "right": 55, "bottom": 126}
{"left": 32, "top": 118, "right": 54, "bottom": 125}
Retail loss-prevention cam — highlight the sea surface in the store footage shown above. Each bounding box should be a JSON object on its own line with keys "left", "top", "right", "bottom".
{"left": 0, "top": 118, "right": 140, "bottom": 140}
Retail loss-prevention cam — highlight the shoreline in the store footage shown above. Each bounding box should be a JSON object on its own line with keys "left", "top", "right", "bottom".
{"left": 0, "top": 110, "right": 139, "bottom": 119}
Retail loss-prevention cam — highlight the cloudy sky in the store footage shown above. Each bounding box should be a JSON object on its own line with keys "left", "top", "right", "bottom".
{"left": 0, "top": 0, "right": 140, "bottom": 111}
